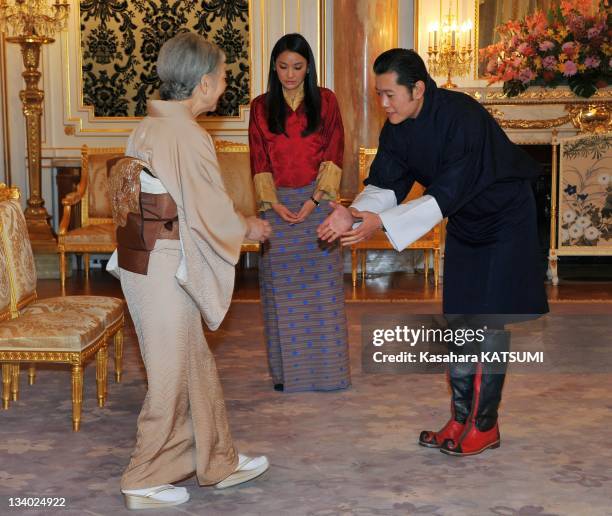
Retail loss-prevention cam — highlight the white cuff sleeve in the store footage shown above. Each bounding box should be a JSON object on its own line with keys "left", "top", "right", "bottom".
{"left": 378, "top": 195, "right": 443, "bottom": 252}
{"left": 350, "top": 185, "right": 397, "bottom": 213}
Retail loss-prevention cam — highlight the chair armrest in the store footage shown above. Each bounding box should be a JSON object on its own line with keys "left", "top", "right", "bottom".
{"left": 58, "top": 204, "right": 73, "bottom": 236}
{"left": 61, "top": 191, "right": 83, "bottom": 207}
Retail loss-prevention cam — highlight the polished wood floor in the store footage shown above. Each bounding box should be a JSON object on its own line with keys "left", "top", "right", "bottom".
{"left": 38, "top": 263, "right": 612, "bottom": 303}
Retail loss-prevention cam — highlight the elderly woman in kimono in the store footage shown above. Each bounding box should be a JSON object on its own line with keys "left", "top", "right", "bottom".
{"left": 110, "top": 33, "right": 271, "bottom": 510}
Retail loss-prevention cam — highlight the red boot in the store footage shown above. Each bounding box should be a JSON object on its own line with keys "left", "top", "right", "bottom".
{"left": 419, "top": 365, "right": 473, "bottom": 448}
{"left": 419, "top": 419, "right": 465, "bottom": 448}
{"left": 440, "top": 423, "right": 500, "bottom": 456}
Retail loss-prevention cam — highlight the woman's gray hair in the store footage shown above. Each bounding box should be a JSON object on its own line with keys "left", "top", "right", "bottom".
{"left": 157, "top": 32, "right": 225, "bottom": 101}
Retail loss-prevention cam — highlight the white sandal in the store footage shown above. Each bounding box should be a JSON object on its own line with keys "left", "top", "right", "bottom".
{"left": 214, "top": 454, "right": 270, "bottom": 489}
{"left": 121, "top": 484, "right": 189, "bottom": 510}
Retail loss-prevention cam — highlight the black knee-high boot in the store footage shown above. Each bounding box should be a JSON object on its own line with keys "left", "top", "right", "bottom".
{"left": 418, "top": 346, "right": 476, "bottom": 448}
{"left": 441, "top": 330, "right": 510, "bottom": 456}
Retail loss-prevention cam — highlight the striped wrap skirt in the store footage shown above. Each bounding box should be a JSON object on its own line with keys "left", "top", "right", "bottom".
{"left": 259, "top": 184, "right": 351, "bottom": 393}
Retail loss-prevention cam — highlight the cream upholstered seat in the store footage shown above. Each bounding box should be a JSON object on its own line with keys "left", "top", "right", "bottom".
{"left": 58, "top": 145, "right": 124, "bottom": 289}
{"left": 351, "top": 147, "right": 443, "bottom": 287}
{"left": 0, "top": 312, "right": 105, "bottom": 352}
{"left": 0, "top": 183, "right": 124, "bottom": 430}
{"left": 21, "top": 296, "right": 124, "bottom": 382}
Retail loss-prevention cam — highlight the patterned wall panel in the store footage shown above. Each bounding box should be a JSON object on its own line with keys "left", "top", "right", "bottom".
{"left": 80, "top": 0, "right": 250, "bottom": 117}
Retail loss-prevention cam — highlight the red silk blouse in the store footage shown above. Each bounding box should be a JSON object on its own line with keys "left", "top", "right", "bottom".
{"left": 248, "top": 87, "right": 344, "bottom": 188}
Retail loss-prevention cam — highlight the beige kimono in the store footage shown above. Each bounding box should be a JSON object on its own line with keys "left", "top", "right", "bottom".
{"left": 119, "top": 100, "right": 247, "bottom": 490}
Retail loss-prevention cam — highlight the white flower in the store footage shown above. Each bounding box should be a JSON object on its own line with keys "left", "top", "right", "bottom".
{"left": 562, "top": 210, "right": 577, "bottom": 224}
{"left": 584, "top": 226, "right": 600, "bottom": 240}
{"left": 575, "top": 215, "right": 591, "bottom": 228}
{"left": 597, "top": 173, "right": 610, "bottom": 186}
{"left": 569, "top": 223, "right": 584, "bottom": 238}
{"left": 561, "top": 228, "right": 570, "bottom": 243}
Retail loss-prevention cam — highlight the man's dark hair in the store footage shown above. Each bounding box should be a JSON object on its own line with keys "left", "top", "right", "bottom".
{"left": 373, "top": 49, "right": 428, "bottom": 94}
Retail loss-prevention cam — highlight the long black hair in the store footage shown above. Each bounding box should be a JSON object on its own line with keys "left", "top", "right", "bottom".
{"left": 265, "top": 33, "right": 321, "bottom": 137}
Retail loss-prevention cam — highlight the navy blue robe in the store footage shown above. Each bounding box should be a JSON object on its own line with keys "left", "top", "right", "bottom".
{"left": 366, "top": 78, "right": 548, "bottom": 318}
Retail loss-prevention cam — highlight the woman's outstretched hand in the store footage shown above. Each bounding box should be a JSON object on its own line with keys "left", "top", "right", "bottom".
{"left": 246, "top": 216, "right": 272, "bottom": 242}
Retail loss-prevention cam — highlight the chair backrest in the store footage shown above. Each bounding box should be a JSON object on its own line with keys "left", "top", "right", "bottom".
{"left": 0, "top": 185, "right": 17, "bottom": 321}
{"left": 0, "top": 184, "right": 37, "bottom": 316}
{"left": 80, "top": 145, "right": 126, "bottom": 226}
{"left": 215, "top": 140, "right": 257, "bottom": 217}
{"left": 358, "top": 147, "right": 425, "bottom": 202}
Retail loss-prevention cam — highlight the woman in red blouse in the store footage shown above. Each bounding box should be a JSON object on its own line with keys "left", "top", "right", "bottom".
{"left": 249, "top": 33, "right": 350, "bottom": 393}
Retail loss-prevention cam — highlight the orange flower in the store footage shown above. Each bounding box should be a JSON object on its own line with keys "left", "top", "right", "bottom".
{"left": 561, "top": 0, "right": 593, "bottom": 17}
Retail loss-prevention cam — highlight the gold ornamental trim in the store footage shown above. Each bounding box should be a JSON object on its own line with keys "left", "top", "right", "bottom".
{"left": 214, "top": 140, "right": 249, "bottom": 153}
{"left": 485, "top": 88, "right": 611, "bottom": 104}
{"left": 0, "top": 350, "right": 80, "bottom": 363}
{"left": 463, "top": 86, "right": 612, "bottom": 106}
{"left": 56, "top": 243, "right": 116, "bottom": 252}
{"left": 0, "top": 183, "right": 20, "bottom": 202}
{"left": 0, "top": 335, "right": 106, "bottom": 365}
{"left": 487, "top": 108, "right": 571, "bottom": 129}
{"left": 488, "top": 103, "right": 612, "bottom": 133}
{"left": 105, "top": 314, "right": 125, "bottom": 337}
{"left": 16, "top": 292, "right": 38, "bottom": 312}
{"left": 566, "top": 104, "right": 612, "bottom": 133}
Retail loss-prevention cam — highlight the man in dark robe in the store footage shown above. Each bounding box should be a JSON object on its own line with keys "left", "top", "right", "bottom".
{"left": 318, "top": 49, "right": 548, "bottom": 456}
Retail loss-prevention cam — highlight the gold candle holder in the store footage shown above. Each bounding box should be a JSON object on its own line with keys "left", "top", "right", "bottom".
{"left": 427, "top": 10, "right": 472, "bottom": 89}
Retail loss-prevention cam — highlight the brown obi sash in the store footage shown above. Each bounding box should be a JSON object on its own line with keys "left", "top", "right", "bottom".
{"left": 116, "top": 191, "right": 180, "bottom": 275}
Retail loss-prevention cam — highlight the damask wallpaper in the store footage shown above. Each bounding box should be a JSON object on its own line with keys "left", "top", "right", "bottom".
{"left": 80, "top": 0, "right": 250, "bottom": 117}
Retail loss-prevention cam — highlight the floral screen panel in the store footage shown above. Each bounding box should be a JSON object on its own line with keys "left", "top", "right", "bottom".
{"left": 559, "top": 133, "right": 612, "bottom": 250}
{"left": 80, "top": 0, "right": 249, "bottom": 117}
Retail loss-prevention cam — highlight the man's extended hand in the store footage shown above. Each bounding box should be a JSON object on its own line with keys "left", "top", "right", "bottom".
{"left": 339, "top": 209, "right": 383, "bottom": 246}
{"left": 316, "top": 202, "right": 354, "bottom": 242}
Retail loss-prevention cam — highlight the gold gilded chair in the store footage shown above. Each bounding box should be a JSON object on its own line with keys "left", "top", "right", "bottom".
{"left": 351, "top": 147, "right": 443, "bottom": 287}
{"left": 0, "top": 184, "right": 124, "bottom": 430}
{"left": 215, "top": 140, "right": 260, "bottom": 253}
{"left": 58, "top": 145, "right": 125, "bottom": 290}
{"left": 0, "top": 192, "right": 14, "bottom": 408}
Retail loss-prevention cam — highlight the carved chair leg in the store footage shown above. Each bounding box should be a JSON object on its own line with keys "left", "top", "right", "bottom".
{"left": 10, "top": 363, "right": 19, "bottom": 401}
{"left": 59, "top": 250, "right": 66, "bottom": 293}
{"left": 96, "top": 344, "right": 108, "bottom": 408}
{"left": 84, "top": 253, "right": 90, "bottom": 280}
{"left": 549, "top": 256, "right": 559, "bottom": 286}
{"left": 71, "top": 363, "right": 83, "bottom": 431}
{"left": 114, "top": 328, "right": 124, "bottom": 383}
{"left": 424, "top": 250, "right": 430, "bottom": 284}
{"left": 351, "top": 247, "right": 358, "bottom": 287}
{"left": 2, "top": 363, "right": 11, "bottom": 409}
{"left": 361, "top": 251, "right": 366, "bottom": 282}
{"left": 28, "top": 364, "right": 36, "bottom": 385}
{"left": 434, "top": 249, "right": 440, "bottom": 288}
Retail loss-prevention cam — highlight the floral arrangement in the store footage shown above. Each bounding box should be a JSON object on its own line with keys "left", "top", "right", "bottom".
{"left": 480, "top": 0, "right": 611, "bottom": 97}
{"left": 560, "top": 135, "right": 612, "bottom": 247}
